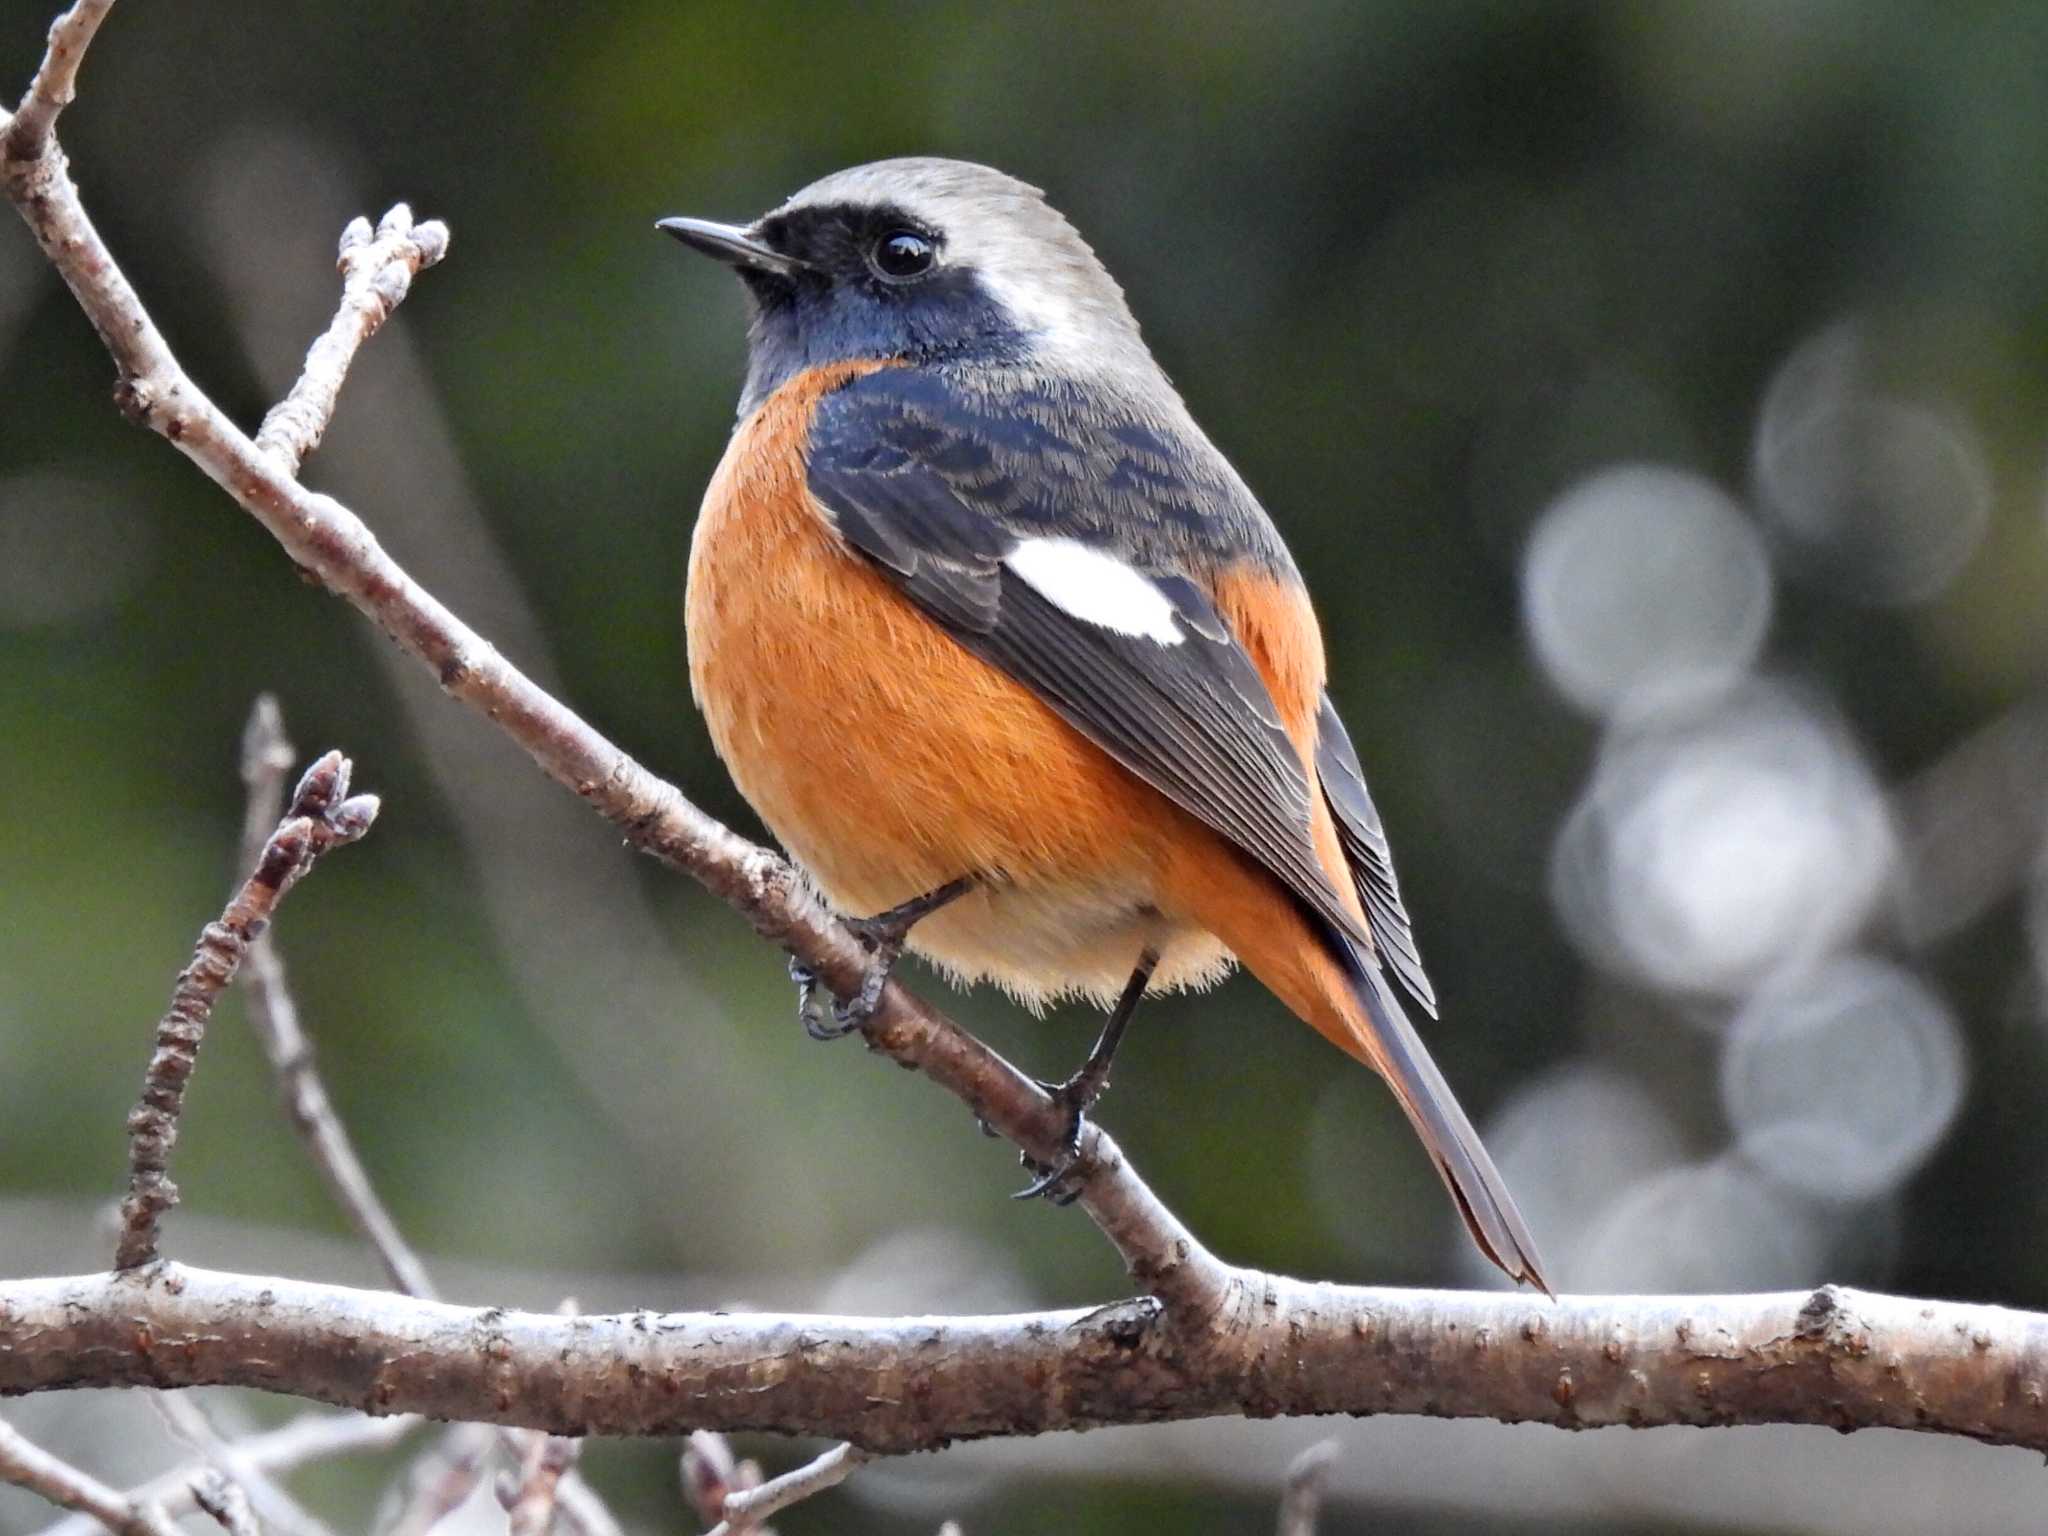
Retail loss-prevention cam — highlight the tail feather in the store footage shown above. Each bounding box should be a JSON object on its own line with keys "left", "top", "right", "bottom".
{"left": 1340, "top": 945, "right": 1552, "bottom": 1296}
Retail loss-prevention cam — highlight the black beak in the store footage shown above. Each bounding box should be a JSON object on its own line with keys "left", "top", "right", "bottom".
{"left": 656, "top": 217, "right": 809, "bottom": 278}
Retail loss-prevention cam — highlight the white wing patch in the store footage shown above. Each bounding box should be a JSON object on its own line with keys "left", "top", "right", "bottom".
{"left": 1002, "top": 537, "right": 1185, "bottom": 645}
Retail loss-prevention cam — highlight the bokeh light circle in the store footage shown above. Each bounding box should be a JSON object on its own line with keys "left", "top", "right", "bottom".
{"left": 1722, "top": 954, "right": 1966, "bottom": 1202}
{"left": 1551, "top": 684, "right": 1895, "bottom": 996}
{"left": 1754, "top": 321, "right": 1990, "bottom": 605}
{"left": 1524, "top": 463, "right": 1773, "bottom": 718}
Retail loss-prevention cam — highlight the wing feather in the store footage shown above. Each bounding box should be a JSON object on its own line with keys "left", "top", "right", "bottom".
{"left": 1314, "top": 694, "right": 1438, "bottom": 1015}
{"left": 807, "top": 367, "right": 1421, "bottom": 984}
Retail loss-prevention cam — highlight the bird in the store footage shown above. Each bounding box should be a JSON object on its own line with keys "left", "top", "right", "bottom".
{"left": 659, "top": 157, "right": 1549, "bottom": 1292}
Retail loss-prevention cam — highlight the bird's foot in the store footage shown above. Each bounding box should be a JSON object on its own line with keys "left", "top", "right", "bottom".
{"left": 1011, "top": 1060, "right": 1114, "bottom": 1204}
{"left": 790, "top": 943, "right": 897, "bottom": 1039}
{"left": 790, "top": 955, "right": 854, "bottom": 1041}
{"left": 792, "top": 876, "right": 975, "bottom": 1040}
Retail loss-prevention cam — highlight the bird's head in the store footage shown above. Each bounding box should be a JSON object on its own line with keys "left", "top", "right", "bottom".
{"left": 660, "top": 157, "right": 1152, "bottom": 414}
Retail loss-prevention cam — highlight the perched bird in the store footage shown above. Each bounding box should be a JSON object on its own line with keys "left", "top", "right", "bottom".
{"left": 661, "top": 158, "right": 1548, "bottom": 1291}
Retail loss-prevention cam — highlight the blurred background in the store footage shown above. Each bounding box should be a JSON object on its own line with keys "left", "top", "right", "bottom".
{"left": 4, "top": 1, "right": 2047, "bottom": 1532}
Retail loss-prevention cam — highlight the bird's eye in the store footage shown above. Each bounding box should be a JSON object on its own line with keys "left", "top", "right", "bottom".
{"left": 870, "top": 229, "right": 936, "bottom": 280}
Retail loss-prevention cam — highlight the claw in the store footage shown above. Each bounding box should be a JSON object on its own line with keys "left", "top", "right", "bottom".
{"left": 789, "top": 956, "right": 826, "bottom": 1036}
{"left": 791, "top": 877, "right": 974, "bottom": 1043}
{"left": 1005, "top": 948, "right": 1158, "bottom": 1206}
{"left": 825, "top": 949, "right": 894, "bottom": 1035}
{"left": 1011, "top": 1075, "right": 1093, "bottom": 1202}
{"left": 1013, "top": 1149, "right": 1085, "bottom": 1204}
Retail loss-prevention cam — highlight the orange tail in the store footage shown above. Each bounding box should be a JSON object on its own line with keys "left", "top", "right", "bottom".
{"left": 1167, "top": 834, "right": 1552, "bottom": 1294}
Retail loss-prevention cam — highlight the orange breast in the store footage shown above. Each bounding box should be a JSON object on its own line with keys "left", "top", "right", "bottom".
{"left": 684, "top": 363, "right": 1232, "bottom": 1007}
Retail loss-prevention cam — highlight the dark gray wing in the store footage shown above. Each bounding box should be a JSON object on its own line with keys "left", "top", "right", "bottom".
{"left": 805, "top": 366, "right": 1372, "bottom": 956}
{"left": 1314, "top": 694, "right": 1438, "bottom": 1016}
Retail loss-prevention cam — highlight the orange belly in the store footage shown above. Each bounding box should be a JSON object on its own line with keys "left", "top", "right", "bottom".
{"left": 685, "top": 363, "right": 1233, "bottom": 1008}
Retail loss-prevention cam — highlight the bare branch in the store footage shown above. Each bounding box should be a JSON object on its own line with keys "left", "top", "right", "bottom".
{"left": 3, "top": 1269, "right": 2046, "bottom": 1456}
{"left": 150, "top": 1392, "right": 334, "bottom": 1536}
{"left": 191, "top": 1473, "right": 261, "bottom": 1536}
{"left": 230, "top": 716, "right": 623, "bottom": 1536}
{"left": 0, "top": 1418, "right": 178, "bottom": 1536}
{"left": 10, "top": 2, "right": 2047, "bottom": 1477}
{"left": 551, "top": 1468, "right": 626, "bottom": 1536}
{"left": 681, "top": 1432, "right": 761, "bottom": 1533}
{"left": 1275, "top": 1441, "right": 1337, "bottom": 1536}
{"left": 237, "top": 696, "right": 298, "bottom": 870}
{"left": 704, "top": 1444, "right": 865, "bottom": 1536}
{"left": 115, "top": 751, "right": 380, "bottom": 1271}
{"left": 39, "top": 1412, "right": 417, "bottom": 1536}
{"left": 235, "top": 698, "right": 438, "bottom": 1299}
{"left": 0, "top": 31, "right": 1226, "bottom": 1324}
{"left": 375, "top": 1425, "right": 492, "bottom": 1536}
{"left": 253, "top": 205, "right": 448, "bottom": 476}
{"left": 1, "top": 0, "right": 114, "bottom": 161}
{"left": 501, "top": 1300, "right": 585, "bottom": 1536}
{"left": 503, "top": 1432, "right": 579, "bottom": 1536}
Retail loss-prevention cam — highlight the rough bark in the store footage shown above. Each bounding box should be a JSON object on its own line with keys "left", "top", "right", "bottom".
{"left": 3, "top": 1268, "right": 2044, "bottom": 1456}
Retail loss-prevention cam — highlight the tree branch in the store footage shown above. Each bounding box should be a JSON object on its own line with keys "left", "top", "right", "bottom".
{"left": 1275, "top": 1441, "right": 1336, "bottom": 1536}
{"left": 190, "top": 1474, "right": 260, "bottom": 1536}
{"left": 8, "top": 0, "right": 2045, "bottom": 1481}
{"left": 375, "top": 1425, "right": 489, "bottom": 1536}
{"left": 0, "top": 1419, "right": 178, "bottom": 1536}
{"left": 680, "top": 1431, "right": 763, "bottom": 1534}
{"left": 150, "top": 1391, "right": 335, "bottom": 1536}
{"left": 252, "top": 205, "right": 448, "bottom": 476}
{"left": 3, "top": 1268, "right": 2046, "bottom": 1455}
{"left": 36, "top": 1413, "right": 417, "bottom": 1536}
{"left": 704, "top": 1443, "right": 865, "bottom": 1536}
{"left": 234, "top": 698, "right": 437, "bottom": 1301}
{"left": 229, "top": 704, "right": 623, "bottom": 1536}
{"left": 0, "top": 0, "right": 113, "bottom": 162}
{"left": 115, "top": 751, "right": 379, "bottom": 1271}
{"left": 503, "top": 1430, "right": 578, "bottom": 1536}
{"left": 0, "top": 0, "right": 1227, "bottom": 1324}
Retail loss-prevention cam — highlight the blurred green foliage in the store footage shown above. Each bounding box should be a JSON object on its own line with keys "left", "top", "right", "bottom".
{"left": 4, "top": 2, "right": 2048, "bottom": 1533}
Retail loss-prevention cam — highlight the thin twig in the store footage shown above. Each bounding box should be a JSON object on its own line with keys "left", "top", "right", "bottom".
{"left": 235, "top": 708, "right": 614, "bottom": 1531}
{"left": 150, "top": 1392, "right": 335, "bottom": 1536}
{"left": 680, "top": 1432, "right": 762, "bottom": 1533}
{"left": 375, "top": 1425, "right": 494, "bottom": 1536}
{"left": 38, "top": 1413, "right": 418, "bottom": 1536}
{"left": 0, "top": 1418, "right": 178, "bottom": 1536}
{"left": 238, "top": 696, "right": 298, "bottom": 869}
{"left": 552, "top": 1471, "right": 626, "bottom": 1536}
{"left": 235, "top": 698, "right": 438, "bottom": 1299}
{"left": 1275, "top": 1441, "right": 1338, "bottom": 1536}
{"left": 235, "top": 704, "right": 619, "bottom": 1536}
{"left": 114, "top": 751, "right": 379, "bottom": 1270}
{"left": 0, "top": 0, "right": 114, "bottom": 161}
{"left": 253, "top": 205, "right": 448, "bottom": 476}
{"left": 191, "top": 1472, "right": 261, "bottom": 1536}
{"left": 34, "top": 1416, "right": 415, "bottom": 1536}
{"left": 705, "top": 1444, "right": 866, "bottom": 1536}
{"left": 502, "top": 1433, "right": 580, "bottom": 1536}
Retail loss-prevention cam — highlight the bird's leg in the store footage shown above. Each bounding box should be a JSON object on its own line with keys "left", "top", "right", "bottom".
{"left": 795, "top": 875, "right": 976, "bottom": 1040}
{"left": 1015, "top": 947, "right": 1159, "bottom": 1203}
